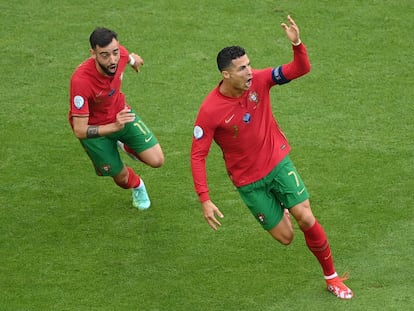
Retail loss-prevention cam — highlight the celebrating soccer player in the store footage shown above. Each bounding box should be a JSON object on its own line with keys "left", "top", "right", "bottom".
{"left": 69, "top": 28, "right": 164, "bottom": 210}
{"left": 190, "top": 16, "right": 353, "bottom": 299}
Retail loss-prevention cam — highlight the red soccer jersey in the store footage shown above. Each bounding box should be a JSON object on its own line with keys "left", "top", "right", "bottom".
{"left": 191, "top": 44, "right": 310, "bottom": 202}
{"left": 69, "top": 45, "right": 130, "bottom": 126}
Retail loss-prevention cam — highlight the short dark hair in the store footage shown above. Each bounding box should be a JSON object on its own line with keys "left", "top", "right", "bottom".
{"left": 216, "top": 46, "right": 246, "bottom": 72}
{"left": 89, "top": 27, "right": 118, "bottom": 49}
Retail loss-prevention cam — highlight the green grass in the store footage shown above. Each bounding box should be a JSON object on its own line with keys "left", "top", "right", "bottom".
{"left": 1, "top": 0, "right": 413, "bottom": 310}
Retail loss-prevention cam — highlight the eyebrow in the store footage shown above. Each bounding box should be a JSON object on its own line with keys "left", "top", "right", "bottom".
{"left": 238, "top": 62, "right": 251, "bottom": 71}
{"left": 99, "top": 48, "right": 119, "bottom": 56}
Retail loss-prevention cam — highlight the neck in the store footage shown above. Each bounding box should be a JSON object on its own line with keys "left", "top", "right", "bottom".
{"left": 219, "top": 81, "right": 243, "bottom": 98}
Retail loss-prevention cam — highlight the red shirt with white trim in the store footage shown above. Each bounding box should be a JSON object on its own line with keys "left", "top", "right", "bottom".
{"left": 191, "top": 44, "right": 310, "bottom": 202}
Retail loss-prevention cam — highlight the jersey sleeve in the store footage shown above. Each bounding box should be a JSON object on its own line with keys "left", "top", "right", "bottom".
{"left": 190, "top": 107, "right": 216, "bottom": 202}
{"left": 69, "top": 73, "right": 90, "bottom": 118}
{"left": 118, "top": 44, "right": 130, "bottom": 72}
{"left": 272, "top": 43, "right": 311, "bottom": 85}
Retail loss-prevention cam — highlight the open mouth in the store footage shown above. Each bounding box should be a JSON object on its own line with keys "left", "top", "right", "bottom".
{"left": 246, "top": 78, "right": 252, "bottom": 88}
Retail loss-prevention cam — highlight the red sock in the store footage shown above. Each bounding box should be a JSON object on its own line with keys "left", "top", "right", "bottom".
{"left": 302, "top": 219, "right": 336, "bottom": 277}
{"left": 116, "top": 167, "right": 141, "bottom": 189}
{"left": 126, "top": 167, "right": 141, "bottom": 189}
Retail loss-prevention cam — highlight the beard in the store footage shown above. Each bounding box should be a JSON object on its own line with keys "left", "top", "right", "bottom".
{"left": 98, "top": 61, "right": 117, "bottom": 76}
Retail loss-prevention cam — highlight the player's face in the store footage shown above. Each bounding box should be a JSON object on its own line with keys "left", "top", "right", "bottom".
{"left": 92, "top": 38, "right": 120, "bottom": 76}
{"left": 227, "top": 55, "right": 253, "bottom": 92}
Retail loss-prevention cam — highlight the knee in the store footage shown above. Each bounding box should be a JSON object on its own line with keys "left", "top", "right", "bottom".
{"left": 270, "top": 227, "right": 294, "bottom": 245}
{"left": 148, "top": 154, "right": 165, "bottom": 168}
{"left": 296, "top": 214, "right": 315, "bottom": 230}
{"left": 278, "top": 233, "right": 294, "bottom": 246}
{"left": 143, "top": 145, "right": 165, "bottom": 168}
{"left": 113, "top": 168, "right": 129, "bottom": 188}
{"left": 290, "top": 200, "right": 315, "bottom": 229}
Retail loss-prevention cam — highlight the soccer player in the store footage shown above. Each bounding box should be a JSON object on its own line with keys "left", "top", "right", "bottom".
{"left": 190, "top": 16, "right": 353, "bottom": 299}
{"left": 69, "top": 27, "right": 164, "bottom": 210}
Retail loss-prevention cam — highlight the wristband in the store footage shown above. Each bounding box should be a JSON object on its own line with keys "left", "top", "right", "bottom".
{"left": 129, "top": 54, "right": 136, "bottom": 66}
{"left": 86, "top": 125, "right": 100, "bottom": 138}
{"left": 291, "top": 39, "right": 302, "bottom": 46}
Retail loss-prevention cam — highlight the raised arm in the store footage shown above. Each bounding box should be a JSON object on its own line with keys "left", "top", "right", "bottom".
{"left": 279, "top": 16, "right": 311, "bottom": 80}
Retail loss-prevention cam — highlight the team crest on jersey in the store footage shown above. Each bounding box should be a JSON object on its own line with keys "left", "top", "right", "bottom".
{"left": 257, "top": 213, "right": 267, "bottom": 225}
{"left": 248, "top": 91, "right": 259, "bottom": 104}
{"left": 101, "top": 164, "right": 111, "bottom": 172}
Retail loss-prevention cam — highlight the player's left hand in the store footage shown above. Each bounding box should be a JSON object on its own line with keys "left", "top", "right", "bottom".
{"left": 130, "top": 53, "right": 144, "bottom": 73}
{"left": 281, "top": 15, "right": 301, "bottom": 45}
{"left": 115, "top": 107, "right": 136, "bottom": 129}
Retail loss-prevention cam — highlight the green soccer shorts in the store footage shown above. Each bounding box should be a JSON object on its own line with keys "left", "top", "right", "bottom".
{"left": 80, "top": 111, "right": 158, "bottom": 177}
{"left": 237, "top": 156, "right": 310, "bottom": 231}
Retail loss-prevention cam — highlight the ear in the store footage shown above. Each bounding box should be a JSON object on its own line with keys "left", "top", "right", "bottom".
{"left": 222, "top": 70, "right": 230, "bottom": 79}
{"left": 90, "top": 48, "right": 96, "bottom": 59}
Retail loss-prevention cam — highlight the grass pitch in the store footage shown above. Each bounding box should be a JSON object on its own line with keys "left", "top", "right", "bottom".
{"left": 0, "top": 0, "right": 413, "bottom": 310}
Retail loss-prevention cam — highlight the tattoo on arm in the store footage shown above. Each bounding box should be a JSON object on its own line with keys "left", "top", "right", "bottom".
{"left": 86, "top": 126, "right": 100, "bottom": 138}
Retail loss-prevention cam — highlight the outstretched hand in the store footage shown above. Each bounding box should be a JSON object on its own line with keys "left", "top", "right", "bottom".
{"left": 281, "top": 15, "right": 301, "bottom": 45}
{"left": 202, "top": 200, "right": 224, "bottom": 231}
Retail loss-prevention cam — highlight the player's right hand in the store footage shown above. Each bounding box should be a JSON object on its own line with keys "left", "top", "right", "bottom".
{"left": 201, "top": 200, "right": 224, "bottom": 231}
